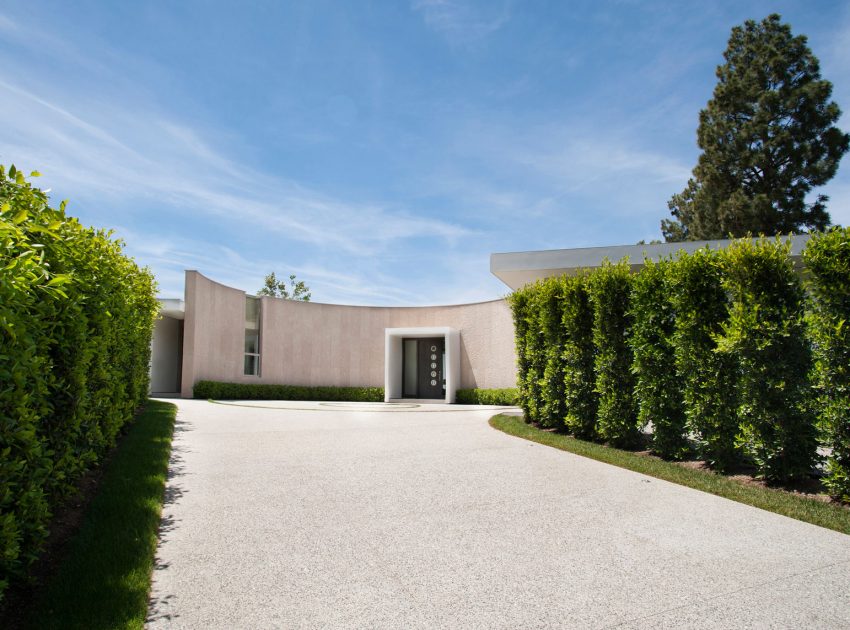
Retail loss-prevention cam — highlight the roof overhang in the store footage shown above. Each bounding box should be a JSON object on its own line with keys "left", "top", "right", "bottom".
{"left": 490, "top": 234, "right": 811, "bottom": 291}
{"left": 158, "top": 298, "right": 185, "bottom": 320}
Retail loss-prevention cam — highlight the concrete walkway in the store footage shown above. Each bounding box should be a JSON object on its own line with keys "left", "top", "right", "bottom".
{"left": 147, "top": 399, "right": 850, "bottom": 629}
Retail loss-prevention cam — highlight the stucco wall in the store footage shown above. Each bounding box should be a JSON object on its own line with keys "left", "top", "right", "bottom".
{"left": 180, "top": 271, "right": 517, "bottom": 397}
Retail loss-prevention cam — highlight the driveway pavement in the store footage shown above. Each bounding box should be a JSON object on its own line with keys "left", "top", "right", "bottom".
{"left": 147, "top": 399, "right": 850, "bottom": 629}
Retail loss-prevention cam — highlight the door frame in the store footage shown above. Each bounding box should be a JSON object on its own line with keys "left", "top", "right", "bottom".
{"left": 384, "top": 327, "right": 460, "bottom": 403}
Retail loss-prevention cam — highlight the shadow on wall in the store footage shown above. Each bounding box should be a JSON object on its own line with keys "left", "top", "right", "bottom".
{"left": 460, "top": 335, "right": 477, "bottom": 389}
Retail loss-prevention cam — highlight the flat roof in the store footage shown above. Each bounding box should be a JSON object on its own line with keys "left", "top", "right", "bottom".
{"left": 490, "top": 234, "right": 811, "bottom": 291}
{"left": 158, "top": 298, "right": 185, "bottom": 320}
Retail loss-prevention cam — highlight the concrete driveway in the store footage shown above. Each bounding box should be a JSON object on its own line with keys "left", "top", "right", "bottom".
{"left": 147, "top": 399, "right": 850, "bottom": 629}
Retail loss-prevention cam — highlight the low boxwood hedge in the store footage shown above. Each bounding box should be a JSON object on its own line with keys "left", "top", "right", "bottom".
{"left": 455, "top": 388, "right": 519, "bottom": 406}
{"left": 193, "top": 380, "right": 384, "bottom": 402}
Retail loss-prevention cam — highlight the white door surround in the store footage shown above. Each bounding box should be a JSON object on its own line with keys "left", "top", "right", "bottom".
{"left": 384, "top": 327, "right": 460, "bottom": 403}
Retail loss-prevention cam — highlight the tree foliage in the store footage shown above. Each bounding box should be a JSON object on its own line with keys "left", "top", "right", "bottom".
{"left": 257, "top": 272, "right": 311, "bottom": 301}
{"left": 663, "top": 14, "right": 849, "bottom": 241}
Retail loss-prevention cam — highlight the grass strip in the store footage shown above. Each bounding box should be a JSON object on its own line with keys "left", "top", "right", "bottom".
{"left": 28, "top": 400, "right": 177, "bottom": 630}
{"left": 490, "top": 413, "right": 850, "bottom": 536}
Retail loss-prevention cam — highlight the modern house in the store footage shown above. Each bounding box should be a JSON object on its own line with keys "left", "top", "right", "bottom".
{"left": 150, "top": 271, "right": 516, "bottom": 402}
{"left": 150, "top": 235, "right": 810, "bottom": 401}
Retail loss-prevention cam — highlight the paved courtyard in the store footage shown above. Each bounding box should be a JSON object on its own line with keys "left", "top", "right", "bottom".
{"left": 147, "top": 399, "right": 850, "bottom": 629}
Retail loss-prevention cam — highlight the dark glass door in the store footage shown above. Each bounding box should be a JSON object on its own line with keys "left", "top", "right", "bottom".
{"left": 417, "top": 337, "right": 445, "bottom": 399}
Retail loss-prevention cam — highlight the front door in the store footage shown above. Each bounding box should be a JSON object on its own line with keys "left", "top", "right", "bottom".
{"left": 401, "top": 337, "right": 446, "bottom": 399}
{"left": 417, "top": 337, "right": 445, "bottom": 399}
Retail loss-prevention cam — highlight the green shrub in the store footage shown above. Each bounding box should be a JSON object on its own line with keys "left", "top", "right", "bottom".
{"left": 193, "top": 381, "right": 384, "bottom": 402}
{"left": 455, "top": 388, "right": 519, "bottom": 405}
{"left": 538, "top": 277, "right": 567, "bottom": 428}
{"left": 670, "top": 248, "right": 738, "bottom": 470}
{"left": 561, "top": 274, "right": 598, "bottom": 439}
{"left": 510, "top": 284, "right": 546, "bottom": 424}
{"left": 805, "top": 228, "right": 850, "bottom": 501}
{"left": 630, "top": 259, "right": 688, "bottom": 459}
{"left": 0, "top": 166, "right": 157, "bottom": 601}
{"left": 718, "top": 238, "right": 817, "bottom": 483}
{"left": 588, "top": 260, "right": 639, "bottom": 447}
{"left": 508, "top": 289, "right": 533, "bottom": 420}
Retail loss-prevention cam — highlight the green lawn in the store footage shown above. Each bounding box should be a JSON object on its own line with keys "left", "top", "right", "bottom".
{"left": 490, "top": 413, "right": 850, "bottom": 536}
{"left": 27, "top": 399, "right": 177, "bottom": 630}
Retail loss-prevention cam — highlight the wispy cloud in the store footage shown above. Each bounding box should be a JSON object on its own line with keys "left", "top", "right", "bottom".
{"left": 412, "top": 0, "right": 511, "bottom": 43}
{"left": 0, "top": 78, "right": 471, "bottom": 257}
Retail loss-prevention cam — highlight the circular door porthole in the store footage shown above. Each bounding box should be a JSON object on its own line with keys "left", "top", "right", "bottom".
{"left": 430, "top": 345, "right": 437, "bottom": 352}
{"left": 430, "top": 379, "right": 437, "bottom": 386}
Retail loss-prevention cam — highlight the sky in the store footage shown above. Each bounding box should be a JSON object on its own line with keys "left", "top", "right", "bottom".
{"left": 1, "top": 1, "right": 849, "bottom": 305}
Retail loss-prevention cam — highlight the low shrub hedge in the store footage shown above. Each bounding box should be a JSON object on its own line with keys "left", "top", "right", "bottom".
{"left": 455, "top": 388, "right": 519, "bottom": 405}
{"left": 193, "top": 381, "right": 384, "bottom": 402}
{"left": 0, "top": 166, "right": 158, "bottom": 601}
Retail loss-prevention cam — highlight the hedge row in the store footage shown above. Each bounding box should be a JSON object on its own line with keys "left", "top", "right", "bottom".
{"left": 510, "top": 233, "right": 850, "bottom": 498}
{"left": 455, "top": 388, "right": 519, "bottom": 406}
{"left": 193, "top": 381, "right": 385, "bottom": 402}
{"left": 0, "top": 166, "right": 158, "bottom": 600}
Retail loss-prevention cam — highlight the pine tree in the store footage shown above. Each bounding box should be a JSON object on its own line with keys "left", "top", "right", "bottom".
{"left": 663, "top": 14, "right": 849, "bottom": 241}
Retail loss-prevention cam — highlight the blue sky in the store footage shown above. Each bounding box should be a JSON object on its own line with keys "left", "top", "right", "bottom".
{"left": 1, "top": 1, "right": 849, "bottom": 305}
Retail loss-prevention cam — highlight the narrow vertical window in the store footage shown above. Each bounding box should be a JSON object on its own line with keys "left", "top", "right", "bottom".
{"left": 244, "top": 296, "right": 261, "bottom": 376}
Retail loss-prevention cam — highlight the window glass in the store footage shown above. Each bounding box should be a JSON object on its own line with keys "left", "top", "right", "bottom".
{"left": 244, "top": 354, "right": 259, "bottom": 376}
{"left": 245, "top": 330, "right": 259, "bottom": 354}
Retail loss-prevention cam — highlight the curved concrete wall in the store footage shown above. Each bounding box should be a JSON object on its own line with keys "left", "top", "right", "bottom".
{"left": 180, "top": 271, "right": 517, "bottom": 397}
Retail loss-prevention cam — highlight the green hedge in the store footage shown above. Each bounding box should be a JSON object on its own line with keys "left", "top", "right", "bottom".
{"left": 719, "top": 239, "right": 816, "bottom": 482}
{"left": 670, "top": 248, "right": 739, "bottom": 470}
{"left": 539, "top": 278, "right": 567, "bottom": 427}
{"left": 509, "top": 235, "right": 849, "bottom": 494}
{"left": 588, "top": 261, "right": 639, "bottom": 448}
{"left": 804, "top": 228, "right": 850, "bottom": 501}
{"left": 455, "top": 388, "right": 519, "bottom": 405}
{"left": 630, "top": 259, "right": 687, "bottom": 459}
{"left": 0, "top": 166, "right": 157, "bottom": 601}
{"left": 561, "top": 274, "right": 598, "bottom": 439}
{"left": 193, "top": 381, "right": 384, "bottom": 402}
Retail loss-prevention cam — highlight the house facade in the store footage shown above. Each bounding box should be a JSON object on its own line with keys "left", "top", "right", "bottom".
{"left": 150, "top": 236, "right": 810, "bottom": 402}
{"left": 150, "top": 270, "right": 517, "bottom": 402}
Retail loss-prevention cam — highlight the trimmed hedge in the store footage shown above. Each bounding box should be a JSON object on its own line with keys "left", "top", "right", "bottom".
{"left": 670, "top": 248, "right": 739, "bottom": 470}
{"left": 630, "top": 259, "right": 687, "bottom": 459}
{"left": 455, "top": 388, "right": 519, "bottom": 406}
{"left": 539, "top": 278, "right": 567, "bottom": 427}
{"left": 0, "top": 166, "right": 157, "bottom": 601}
{"left": 588, "top": 261, "right": 639, "bottom": 448}
{"left": 719, "top": 239, "right": 816, "bottom": 483}
{"left": 561, "top": 274, "right": 598, "bottom": 439}
{"left": 510, "top": 235, "right": 850, "bottom": 495}
{"left": 804, "top": 228, "right": 850, "bottom": 501}
{"left": 193, "top": 381, "right": 384, "bottom": 402}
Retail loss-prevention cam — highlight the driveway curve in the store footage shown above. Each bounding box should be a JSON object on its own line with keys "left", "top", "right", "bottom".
{"left": 147, "top": 399, "right": 850, "bottom": 629}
